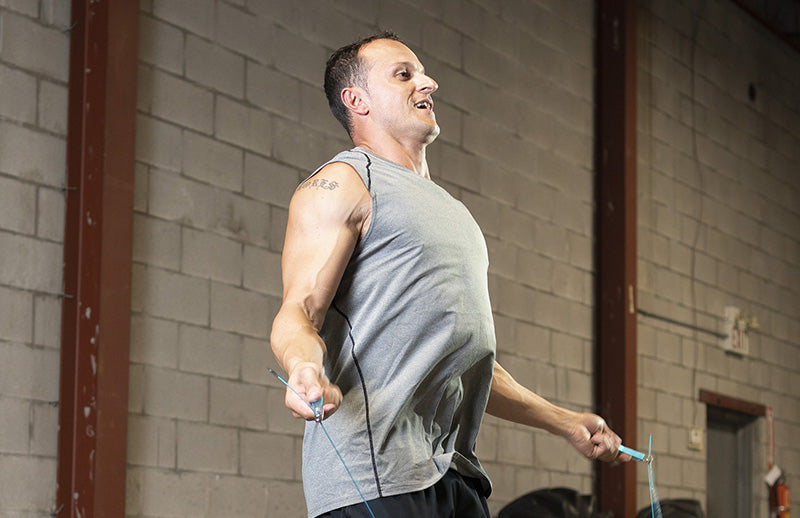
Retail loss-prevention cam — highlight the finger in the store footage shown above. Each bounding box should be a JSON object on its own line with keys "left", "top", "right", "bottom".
{"left": 292, "top": 363, "right": 324, "bottom": 401}
{"left": 285, "top": 388, "right": 316, "bottom": 420}
{"left": 319, "top": 384, "right": 342, "bottom": 420}
{"left": 601, "top": 434, "right": 624, "bottom": 462}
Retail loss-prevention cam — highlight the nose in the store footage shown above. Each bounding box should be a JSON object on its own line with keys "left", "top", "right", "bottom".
{"left": 417, "top": 73, "right": 438, "bottom": 94}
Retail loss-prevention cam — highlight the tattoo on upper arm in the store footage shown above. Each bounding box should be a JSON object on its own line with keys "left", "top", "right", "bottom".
{"left": 299, "top": 178, "right": 340, "bottom": 191}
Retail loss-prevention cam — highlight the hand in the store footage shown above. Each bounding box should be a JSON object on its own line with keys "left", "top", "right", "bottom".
{"left": 285, "top": 362, "right": 342, "bottom": 421}
{"left": 565, "top": 413, "right": 627, "bottom": 463}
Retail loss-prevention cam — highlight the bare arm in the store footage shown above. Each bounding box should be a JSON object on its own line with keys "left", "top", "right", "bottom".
{"left": 486, "top": 362, "right": 624, "bottom": 462}
{"left": 270, "top": 162, "right": 371, "bottom": 421}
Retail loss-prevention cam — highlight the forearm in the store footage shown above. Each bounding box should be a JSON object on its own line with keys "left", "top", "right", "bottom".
{"left": 487, "top": 362, "right": 623, "bottom": 462}
{"left": 485, "top": 362, "right": 576, "bottom": 437}
{"left": 270, "top": 301, "right": 344, "bottom": 420}
{"left": 270, "top": 302, "right": 327, "bottom": 376}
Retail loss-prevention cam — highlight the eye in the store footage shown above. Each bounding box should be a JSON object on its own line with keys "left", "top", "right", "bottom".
{"left": 396, "top": 70, "right": 411, "bottom": 79}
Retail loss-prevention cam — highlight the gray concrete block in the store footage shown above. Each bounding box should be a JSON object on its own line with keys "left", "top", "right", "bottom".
{"left": 135, "top": 115, "right": 184, "bottom": 171}
{"left": 0, "top": 397, "right": 29, "bottom": 453}
{"left": 300, "top": 81, "right": 345, "bottom": 137}
{"left": 142, "top": 366, "right": 208, "bottom": 421}
{"left": 216, "top": 2, "right": 272, "bottom": 64}
{"left": 0, "top": 455, "right": 57, "bottom": 510}
{"left": 214, "top": 97, "right": 272, "bottom": 154}
{"left": 138, "top": 14, "right": 184, "bottom": 74}
{"left": 186, "top": 35, "right": 245, "bottom": 98}
{"left": 138, "top": 467, "right": 209, "bottom": 516}
{"left": 208, "top": 475, "right": 270, "bottom": 517}
{"left": 272, "top": 25, "right": 329, "bottom": 85}
{"left": 242, "top": 245, "right": 282, "bottom": 297}
{"left": 242, "top": 336, "right": 273, "bottom": 385}
{"left": 243, "top": 153, "right": 301, "bottom": 208}
{"left": 210, "top": 282, "right": 277, "bottom": 338}
{"left": 497, "top": 426, "right": 534, "bottom": 466}
{"left": 36, "top": 186, "right": 65, "bottom": 242}
{"left": 0, "top": 342, "right": 59, "bottom": 401}
{"left": 178, "top": 324, "right": 241, "bottom": 379}
{"left": 133, "top": 266, "right": 209, "bottom": 325}
{"left": 29, "top": 400, "right": 57, "bottom": 456}
{"left": 0, "top": 231, "right": 62, "bottom": 293}
{"left": 146, "top": 169, "right": 215, "bottom": 227}
{"left": 0, "top": 11, "right": 69, "bottom": 81}
{"left": 32, "top": 294, "right": 60, "bottom": 349}
{"left": 152, "top": 0, "right": 214, "bottom": 38}
{"left": 0, "top": 63, "right": 36, "bottom": 124}
{"left": 132, "top": 214, "right": 181, "bottom": 270}
{"left": 126, "top": 415, "right": 176, "bottom": 468}
{"left": 265, "top": 479, "right": 306, "bottom": 518}
{"left": 272, "top": 117, "right": 348, "bottom": 173}
{"left": 0, "top": 122, "right": 66, "bottom": 186}
{"left": 0, "top": 175, "right": 36, "bottom": 235}
{"left": 149, "top": 70, "right": 214, "bottom": 133}
{"left": 181, "top": 227, "right": 243, "bottom": 285}
{"left": 129, "top": 313, "right": 179, "bottom": 368}
{"left": 246, "top": 62, "right": 301, "bottom": 121}
{"left": 210, "top": 378, "right": 268, "bottom": 430}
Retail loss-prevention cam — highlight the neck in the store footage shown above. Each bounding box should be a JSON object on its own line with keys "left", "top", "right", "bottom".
{"left": 352, "top": 133, "right": 432, "bottom": 179}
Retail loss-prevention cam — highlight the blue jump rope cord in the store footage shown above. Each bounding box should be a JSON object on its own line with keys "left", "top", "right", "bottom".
{"left": 269, "top": 369, "right": 377, "bottom": 518}
{"left": 620, "top": 435, "right": 662, "bottom": 518}
{"left": 647, "top": 434, "right": 663, "bottom": 518}
{"left": 648, "top": 458, "right": 662, "bottom": 518}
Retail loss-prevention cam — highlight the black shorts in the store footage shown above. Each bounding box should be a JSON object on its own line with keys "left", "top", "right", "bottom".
{"left": 318, "top": 470, "right": 490, "bottom": 518}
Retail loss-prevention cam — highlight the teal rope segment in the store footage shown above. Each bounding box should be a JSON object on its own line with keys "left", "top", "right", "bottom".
{"left": 268, "top": 369, "right": 377, "bottom": 518}
{"left": 319, "top": 420, "right": 377, "bottom": 518}
{"left": 647, "top": 458, "right": 662, "bottom": 518}
{"left": 646, "top": 434, "right": 662, "bottom": 518}
{"left": 620, "top": 435, "right": 662, "bottom": 518}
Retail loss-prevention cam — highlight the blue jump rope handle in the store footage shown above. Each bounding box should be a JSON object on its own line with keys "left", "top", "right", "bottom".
{"left": 618, "top": 444, "right": 647, "bottom": 462}
{"left": 310, "top": 397, "right": 324, "bottom": 422}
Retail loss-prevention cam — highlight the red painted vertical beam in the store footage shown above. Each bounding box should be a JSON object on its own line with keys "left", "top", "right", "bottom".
{"left": 595, "top": 0, "right": 637, "bottom": 516}
{"left": 58, "top": 0, "right": 138, "bottom": 516}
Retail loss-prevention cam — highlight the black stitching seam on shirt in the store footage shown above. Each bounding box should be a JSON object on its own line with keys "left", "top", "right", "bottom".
{"left": 360, "top": 151, "right": 372, "bottom": 191}
{"left": 331, "top": 302, "right": 383, "bottom": 498}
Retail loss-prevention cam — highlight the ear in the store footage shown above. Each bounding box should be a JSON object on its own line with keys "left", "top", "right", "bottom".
{"left": 341, "top": 86, "right": 369, "bottom": 116}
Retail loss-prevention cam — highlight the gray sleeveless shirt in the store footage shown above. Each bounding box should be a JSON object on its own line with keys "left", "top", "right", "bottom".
{"left": 302, "top": 148, "right": 496, "bottom": 517}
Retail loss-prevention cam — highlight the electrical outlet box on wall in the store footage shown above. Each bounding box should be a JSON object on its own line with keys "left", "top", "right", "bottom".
{"left": 688, "top": 426, "right": 703, "bottom": 451}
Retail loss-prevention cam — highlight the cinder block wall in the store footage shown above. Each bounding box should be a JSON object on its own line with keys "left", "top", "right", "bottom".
{"left": 131, "top": 1, "right": 596, "bottom": 516}
{"left": 0, "top": 1, "right": 70, "bottom": 514}
{"left": 3, "top": 1, "right": 798, "bottom": 517}
{"left": 637, "top": 0, "right": 800, "bottom": 515}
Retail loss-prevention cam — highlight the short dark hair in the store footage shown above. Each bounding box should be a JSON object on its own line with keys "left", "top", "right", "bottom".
{"left": 324, "top": 31, "right": 404, "bottom": 136}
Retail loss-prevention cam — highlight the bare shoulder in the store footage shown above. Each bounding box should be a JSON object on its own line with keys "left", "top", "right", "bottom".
{"left": 289, "top": 161, "right": 372, "bottom": 234}
{"left": 295, "top": 161, "right": 366, "bottom": 196}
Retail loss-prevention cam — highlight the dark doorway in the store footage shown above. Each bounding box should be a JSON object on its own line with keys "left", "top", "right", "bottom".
{"left": 706, "top": 405, "right": 756, "bottom": 518}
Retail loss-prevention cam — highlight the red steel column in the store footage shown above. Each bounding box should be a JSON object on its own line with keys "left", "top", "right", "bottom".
{"left": 595, "top": 0, "right": 638, "bottom": 516}
{"left": 57, "top": 0, "right": 138, "bottom": 516}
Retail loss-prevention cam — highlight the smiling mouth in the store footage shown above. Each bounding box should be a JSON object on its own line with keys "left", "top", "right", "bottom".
{"left": 414, "top": 100, "right": 433, "bottom": 110}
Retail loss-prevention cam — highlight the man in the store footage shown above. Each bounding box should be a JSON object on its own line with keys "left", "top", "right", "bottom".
{"left": 271, "top": 32, "right": 626, "bottom": 518}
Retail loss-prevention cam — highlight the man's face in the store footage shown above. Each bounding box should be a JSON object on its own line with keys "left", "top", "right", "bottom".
{"left": 358, "top": 39, "right": 440, "bottom": 143}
